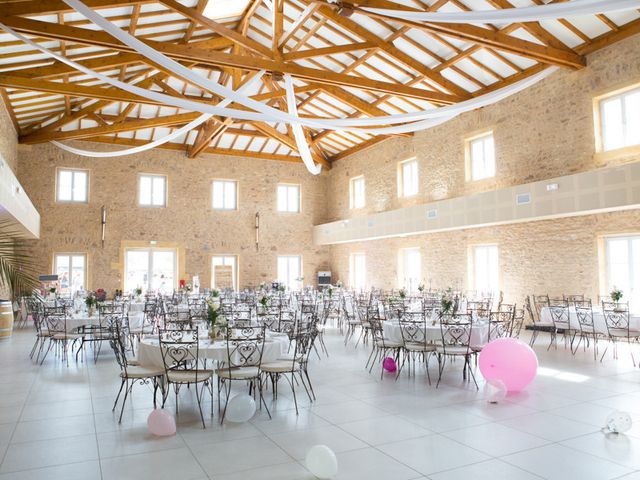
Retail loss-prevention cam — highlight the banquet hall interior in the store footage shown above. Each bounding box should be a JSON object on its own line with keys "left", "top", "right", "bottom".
{"left": 0, "top": 0, "right": 640, "bottom": 479}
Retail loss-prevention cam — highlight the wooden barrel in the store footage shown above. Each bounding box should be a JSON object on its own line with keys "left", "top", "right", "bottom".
{"left": 0, "top": 301, "right": 14, "bottom": 340}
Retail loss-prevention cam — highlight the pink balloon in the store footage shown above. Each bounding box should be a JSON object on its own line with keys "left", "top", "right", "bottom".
{"left": 478, "top": 338, "right": 538, "bottom": 392}
{"left": 147, "top": 409, "right": 176, "bottom": 436}
{"left": 383, "top": 357, "right": 397, "bottom": 373}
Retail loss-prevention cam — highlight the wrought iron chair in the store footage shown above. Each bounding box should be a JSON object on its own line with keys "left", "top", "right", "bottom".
{"left": 159, "top": 328, "right": 214, "bottom": 428}
{"left": 436, "top": 313, "right": 478, "bottom": 389}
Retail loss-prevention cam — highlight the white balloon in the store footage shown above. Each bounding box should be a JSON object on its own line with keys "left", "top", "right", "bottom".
{"left": 483, "top": 378, "right": 507, "bottom": 404}
{"left": 225, "top": 394, "right": 256, "bottom": 423}
{"left": 605, "top": 411, "right": 633, "bottom": 434}
{"left": 306, "top": 445, "right": 338, "bottom": 479}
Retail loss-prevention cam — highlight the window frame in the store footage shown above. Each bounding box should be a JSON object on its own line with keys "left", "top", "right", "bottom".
{"left": 277, "top": 183, "right": 301, "bottom": 213}
{"left": 465, "top": 131, "right": 496, "bottom": 182}
{"left": 349, "top": 175, "right": 366, "bottom": 209}
{"left": 55, "top": 168, "right": 89, "bottom": 204}
{"left": 277, "top": 255, "right": 302, "bottom": 291}
{"left": 212, "top": 179, "right": 238, "bottom": 211}
{"left": 124, "top": 247, "right": 178, "bottom": 293}
{"left": 53, "top": 252, "right": 88, "bottom": 295}
{"left": 398, "top": 247, "right": 421, "bottom": 292}
{"left": 211, "top": 254, "right": 239, "bottom": 290}
{"left": 138, "top": 173, "right": 167, "bottom": 208}
{"left": 602, "top": 234, "right": 640, "bottom": 311}
{"left": 469, "top": 244, "right": 499, "bottom": 294}
{"left": 349, "top": 252, "right": 367, "bottom": 291}
{"left": 595, "top": 83, "right": 640, "bottom": 154}
{"left": 398, "top": 158, "right": 418, "bottom": 198}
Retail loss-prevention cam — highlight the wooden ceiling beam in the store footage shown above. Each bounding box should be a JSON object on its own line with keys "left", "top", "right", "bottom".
{"left": 83, "top": 135, "right": 307, "bottom": 163}
{"left": 314, "top": 4, "right": 470, "bottom": 98}
{"left": 2, "top": 0, "right": 152, "bottom": 17}
{"left": 158, "top": 0, "right": 273, "bottom": 58}
{"left": 0, "top": 15, "right": 463, "bottom": 103}
{"left": 330, "top": 1, "right": 586, "bottom": 69}
{"left": 20, "top": 111, "right": 202, "bottom": 144}
{"left": 282, "top": 42, "right": 376, "bottom": 61}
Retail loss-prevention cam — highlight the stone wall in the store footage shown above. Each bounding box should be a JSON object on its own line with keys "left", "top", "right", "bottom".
{"left": 0, "top": 99, "right": 17, "bottom": 176}
{"left": 326, "top": 34, "right": 640, "bottom": 222}
{"left": 325, "top": 34, "right": 640, "bottom": 304}
{"left": 17, "top": 142, "right": 330, "bottom": 291}
{"left": 329, "top": 209, "right": 640, "bottom": 303}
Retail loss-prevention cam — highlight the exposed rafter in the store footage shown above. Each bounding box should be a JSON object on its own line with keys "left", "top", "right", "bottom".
{"left": 0, "top": 0, "right": 634, "bottom": 165}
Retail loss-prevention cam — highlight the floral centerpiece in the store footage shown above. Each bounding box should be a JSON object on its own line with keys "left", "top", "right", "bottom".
{"left": 418, "top": 282, "right": 425, "bottom": 293}
{"left": 85, "top": 292, "right": 97, "bottom": 316}
{"left": 327, "top": 285, "right": 334, "bottom": 297}
{"left": 440, "top": 288, "right": 455, "bottom": 317}
{"left": 259, "top": 294, "right": 270, "bottom": 311}
{"left": 134, "top": 287, "right": 142, "bottom": 300}
{"left": 611, "top": 287, "right": 623, "bottom": 303}
{"left": 610, "top": 287, "right": 624, "bottom": 311}
{"left": 399, "top": 288, "right": 407, "bottom": 300}
{"left": 206, "top": 298, "right": 226, "bottom": 340}
{"left": 95, "top": 288, "right": 107, "bottom": 302}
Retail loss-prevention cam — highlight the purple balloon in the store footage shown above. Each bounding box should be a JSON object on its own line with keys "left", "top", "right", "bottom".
{"left": 383, "top": 357, "right": 397, "bottom": 373}
{"left": 479, "top": 338, "right": 538, "bottom": 392}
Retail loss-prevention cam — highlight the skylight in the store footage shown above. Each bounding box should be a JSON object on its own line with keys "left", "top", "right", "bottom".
{"left": 202, "top": 0, "right": 251, "bottom": 20}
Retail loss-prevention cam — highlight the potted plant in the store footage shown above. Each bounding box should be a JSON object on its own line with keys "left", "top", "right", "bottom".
{"left": 0, "top": 220, "right": 39, "bottom": 339}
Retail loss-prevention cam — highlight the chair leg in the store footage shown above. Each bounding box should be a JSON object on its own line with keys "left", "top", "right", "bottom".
{"left": 112, "top": 378, "right": 126, "bottom": 411}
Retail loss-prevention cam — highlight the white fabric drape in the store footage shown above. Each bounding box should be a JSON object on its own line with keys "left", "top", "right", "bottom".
{"left": 362, "top": 0, "right": 639, "bottom": 24}
{"left": 51, "top": 71, "right": 265, "bottom": 158}
{"left": 284, "top": 74, "right": 322, "bottom": 175}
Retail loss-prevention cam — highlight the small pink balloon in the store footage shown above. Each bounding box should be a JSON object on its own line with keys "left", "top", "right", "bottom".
{"left": 383, "top": 357, "right": 397, "bottom": 373}
{"left": 478, "top": 338, "right": 538, "bottom": 392}
{"left": 147, "top": 409, "right": 176, "bottom": 436}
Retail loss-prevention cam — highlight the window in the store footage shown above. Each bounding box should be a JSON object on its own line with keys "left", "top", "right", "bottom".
{"left": 124, "top": 248, "right": 176, "bottom": 294}
{"left": 605, "top": 235, "right": 640, "bottom": 311}
{"left": 599, "top": 86, "right": 640, "bottom": 151}
{"left": 398, "top": 159, "right": 418, "bottom": 197}
{"left": 212, "top": 255, "right": 238, "bottom": 290}
{"left": 56, "top": 169, "right": 88, "bottom": 203}
{"left": 212, "top": 180, "right": 237, "bottom": 210}
{"left": 54, "top": 254, "right": 86, "bottom": 295}
{"left": 471, "top": 245, "right": 499, "bottom": 293}
{"left": 277, "top": 255, "right": 302, "bottom": 291}
{"left": 139, "top": 174, "right": 166, "bottom": 207}
{"left": 399, "top": 248, "right": 421, "bottom": 292}
{"left": 350, "top": 176, "right": 365, "bottom": 209}
{"left": 350, "top": 253, "right": 366, "bottom": 291}
{"left": 277, "top": 184, "right": 300, "bottom": 212}
{"left": 467, "top": 132, "right": 495, "bottom": 181}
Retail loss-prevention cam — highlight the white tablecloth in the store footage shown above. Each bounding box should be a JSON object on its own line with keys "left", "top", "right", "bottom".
{"left": 383, "top": 321, "right": 488, "bottom": 347}
{"left": 539, "top": 306, "right": 640, "bottom": 333}
{"left": 65, "top": 312, "right": 144, "bottom": 332}
{"left": 137, "top": 332, "right": 288, "bottom": 368}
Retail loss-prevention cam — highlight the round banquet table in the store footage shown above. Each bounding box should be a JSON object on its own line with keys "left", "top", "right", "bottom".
{"left": 136, "top": 332, "right": 289, "bottom": 368}
{"left": 64, "top": 311, "right": 144, "bottom": 332}
{"left": 383, "top": 320, "right": 489, "bottom": 348}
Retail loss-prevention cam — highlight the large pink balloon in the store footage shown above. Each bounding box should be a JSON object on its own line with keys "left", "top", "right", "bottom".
{"left": 479, "top": 338, "right": 538, "bottom": 392}
{"left": 147, "top": 409, "right": 176, "bottom": 436}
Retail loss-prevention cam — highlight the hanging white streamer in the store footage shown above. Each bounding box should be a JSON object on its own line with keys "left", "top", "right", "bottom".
{"left": 362, "top": 0, "right": 640, "bottom": 24}
{"left": 60, "top": 0, "right": 558, "bottom": 130}
{"left": 51, "top": 71, "right": 266, "bottom": 158}
{"left": 284, "top": 74, "right": 322, "bottom": 175}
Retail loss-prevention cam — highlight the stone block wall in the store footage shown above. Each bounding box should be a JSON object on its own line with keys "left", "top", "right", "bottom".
{"left": 17, "top": 142, "right": 330, "bottom": 291}
{"left": 324, "top": 34, "right": 640, "bottom": 303}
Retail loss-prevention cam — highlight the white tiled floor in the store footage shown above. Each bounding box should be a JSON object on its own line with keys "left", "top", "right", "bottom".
{"left": 1, "top": 328, "right": 640, "bottom": 479}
